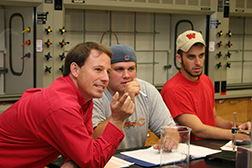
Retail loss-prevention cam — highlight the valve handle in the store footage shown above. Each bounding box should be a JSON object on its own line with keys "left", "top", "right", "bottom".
{"left": 45, "top": 66, "right": 52, "bottom": 73}
{"left": 226, "top": 62, "right": 231, "bottom": 68}
{"left": 217, "top": 51, "right": 222, "bottom": 58}
{"left": 45, "top": 39, "right": 52, "bottom": 48}
{"left": 59, "top": 53, "right": 66, "bottom": 61}
{"left": 21, "top": 40, "right": 31, "bottom": 46}
{"left": 59, "top": 26, "right": 66, "bottom": 35}
{"left": 218, "top": 41, "right": 222, "bottom": 47}
{"left": 21, "top": 27, "right": 31, "bottom": 34}
{"left": 59, "top": 65, "right": 64, "bottom": 73}
{"left": 227, "top": 41, "right": 232, "bottom": 48}
{"left": 45, "top": 26, "right": 52, "bottom": 34}
{"left": 59, "top": 40, "right": 69, "bottom": 48}
{"left": 45, "top": 52, "right": 52, "bottom": 61}
{"left": 21, "top": 53, "right": 31, "bottom": 59}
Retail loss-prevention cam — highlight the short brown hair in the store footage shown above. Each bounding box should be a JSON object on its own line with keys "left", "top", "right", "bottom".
{"left": 63, "top": 42, "right": 112, "bottom": 76}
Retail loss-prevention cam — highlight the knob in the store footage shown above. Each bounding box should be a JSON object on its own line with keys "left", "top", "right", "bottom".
{"left": 59, "top": 65, "right": 64, "bottom": 73}
{"left": 218, "top": 31, "right": 223, "bottom": 37}
{"left": 45, "top": 26, "right": 52, "bottom": 34}
{"left": 21, "top": 53, "right": 31, "bottom": 59}
{"left": 45, "top": 66, "right": 52, "bottom": 73}
{"left": 226, "top": 62, "right": 231, "bottom": 68}
{"left": 59, "top": 53, "right": 66, "bottom": 61}
{"left": 59, "top": 39, "right": 69, "bottom": 48}
{"left": 45, "top": 39, "right": 52, "bottom": 48}
{"left": 59, "top": 26, "right": 66, "bottom": 35}
{"left": 45, "top": 52, "right": 52, "bottom": 61}
{"left": 227, "top": 41, "right": 232, "bottom": 48}
{"left": 21, "top": 27, "right": 31, "bottom": 33}
{"left": 226, "top": 52, "right": 231, "bottom": 58}
{"left": 216, "top": 20, "right": 221, "bottom": 28}
{"left": 217, "top": 41, "right": 222, "bottom": 47}
{"left": 227, "top": 31, "right": 232, "bottom": 37}
{"left": 217, "top": 62, "right": 222, "bottom": 68}
{"left": 21, "top": 40, "right": 30, "bottom": 46}
{"left": 217, "top": 52, "right": 222, "bottom": 58}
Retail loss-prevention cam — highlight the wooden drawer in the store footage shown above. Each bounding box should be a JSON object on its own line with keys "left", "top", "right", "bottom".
{"left": 215, "top": 97, "right": 251, "bottom": 123}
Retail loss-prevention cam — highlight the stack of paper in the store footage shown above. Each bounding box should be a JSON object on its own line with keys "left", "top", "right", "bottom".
{"left": 115, "top": 144, "right": 220, "bottom": 167}
{"left": 104, "top": 156, "right": 134, "bottom": 168}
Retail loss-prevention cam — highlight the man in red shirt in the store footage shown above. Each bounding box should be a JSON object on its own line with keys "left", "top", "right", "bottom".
{"left": 161, "top": 30, "right": 251, "bottom": 141}
{"left": 0, "top": 42, "right": 134, "bottom": 167}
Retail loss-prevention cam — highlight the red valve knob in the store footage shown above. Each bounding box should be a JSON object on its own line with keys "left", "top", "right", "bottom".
{"left": 21, "top": 40, "right": 30, "bottom": 46}
{"left": 218, "top": 41, "right": 222, "bottom": 47}
{"left": 59, "top": 40, "right": 69, "bottom": 48}
{"left": 45, "top": 39, "right": 52, "bottom": 48}
{"left": 227, "top": 41, "right": 232, "bottom": 47}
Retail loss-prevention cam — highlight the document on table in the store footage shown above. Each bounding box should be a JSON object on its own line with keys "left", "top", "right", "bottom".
{"left": 116, "top": 144, "right": 221, "bottom": 167}
{"left": 104, "top": 156, "right": 134, "bottom": 168}
{"left": 220, "top": 140, "right": 236, "bottom": 151}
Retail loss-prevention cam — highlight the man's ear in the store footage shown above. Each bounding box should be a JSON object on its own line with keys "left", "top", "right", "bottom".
{"left": 175, "top": 54, "right": 182, "bottom": 64}
{"left": 70, "top": 62, "right": 79, "bottom": 78}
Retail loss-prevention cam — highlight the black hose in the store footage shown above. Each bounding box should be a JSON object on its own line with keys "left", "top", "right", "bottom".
{"left": 9, "top": 13, "right": 24, "bottom": 76}
{"left": 174, "top": 20, "right": 194, "bottom": 70}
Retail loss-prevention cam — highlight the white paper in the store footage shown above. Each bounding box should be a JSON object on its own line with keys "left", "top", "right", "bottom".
{"left": 104, "top": 156, "right": 134, "bottom": 168}
{"left": 120, "top": 144, "right": 221, "bottom": 165}
{"left": 221, "top": 140, "right": 237, "bottom": 151}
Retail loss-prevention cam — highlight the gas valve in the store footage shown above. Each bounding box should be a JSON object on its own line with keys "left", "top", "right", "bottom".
{"left": 218, "top": 31, "right": 223, "bottom": 37}
{"left": 59, "top": 53, "right": 66, "bottom": 61}
{"left": 45, "top": 26, "right": 52, "bottom": 34}
{"left": 45, "top": 66, "right": 52, "bottom": 73}
{"left": 45, "top": 52, "right": 52, "bottom": 61}
{"left": 21, "top": 40, "right": 30, "bottom": 46}
{"left": 217, "top": 62, "right": 222, "bottom": 69}
{"left": 21, "top": 53, "right": 31, "bottom": 59}
{"left": 21, "top": 27, "right": 31, "bottom": 33}
{"left": 217, "top": 52, "right": 222, "bottom": 58}
{"left": 45, "top": 39, "right": 52, "bottom": 48}
{"left": 59, "top": 40, "right": 69, "bottom": 48}
{"left": 217, "top": 41, "right": 222, "bottom": 47}
{"left": 227, "top": 41, "right": 232, "bottom": 48}
{"left": 59, "top": 26, "right": 66, "bottom": 35}
{"left": 226, "top": 52, "right": 231, "bottom": 58}
{"left": 226, "top": 62, "right": 231, "bottom": 68}
{"left": 59, "top": 65, "right": 64, "bottom": 73}
{"left": 227, "top": 31, "right": 232, "bottom": 37}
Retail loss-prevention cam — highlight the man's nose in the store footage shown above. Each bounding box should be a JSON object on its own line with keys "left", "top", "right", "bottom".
{"left": 195, "top": 57, "right": 201, "bottom": 65}
{"left": 101, "top": 71, "right": 109, "bottom": 82}
{"left": 122, "top": 70, "right": 130, "bottom": 78}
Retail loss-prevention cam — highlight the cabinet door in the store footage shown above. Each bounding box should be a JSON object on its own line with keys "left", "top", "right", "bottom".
{"left": 215, "top": 98, "right": 251, "bottom": 123}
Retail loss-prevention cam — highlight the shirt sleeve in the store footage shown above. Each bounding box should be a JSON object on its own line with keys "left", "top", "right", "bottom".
{"left": 37, "top": 108, "right": 124, "bottom": 168}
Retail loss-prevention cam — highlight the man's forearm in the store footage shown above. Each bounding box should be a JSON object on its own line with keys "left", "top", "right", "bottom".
{"left": 92, "top": 117, "right": 111, "bottom": 140}
{"left": 215, "top": 115, "right": 233, "bottom": 129}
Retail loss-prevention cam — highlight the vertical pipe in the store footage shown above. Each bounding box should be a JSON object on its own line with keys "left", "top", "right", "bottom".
{"left": 152, "top": 13, "right": 156, "bottom": 85}
{"left": 83, "top": 10, "right": 86, "bottom": 42}
{"left": 241, "top": 17, "right": 245, "bottom": 83}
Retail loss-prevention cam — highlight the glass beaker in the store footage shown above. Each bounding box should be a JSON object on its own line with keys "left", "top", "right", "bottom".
{"left": 160, "top": 126, "right": 191, "bottom": 168}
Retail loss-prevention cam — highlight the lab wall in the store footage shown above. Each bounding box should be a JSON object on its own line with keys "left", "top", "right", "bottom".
{"left": 65, "top": 9, "right": 207, "bottom": 85}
